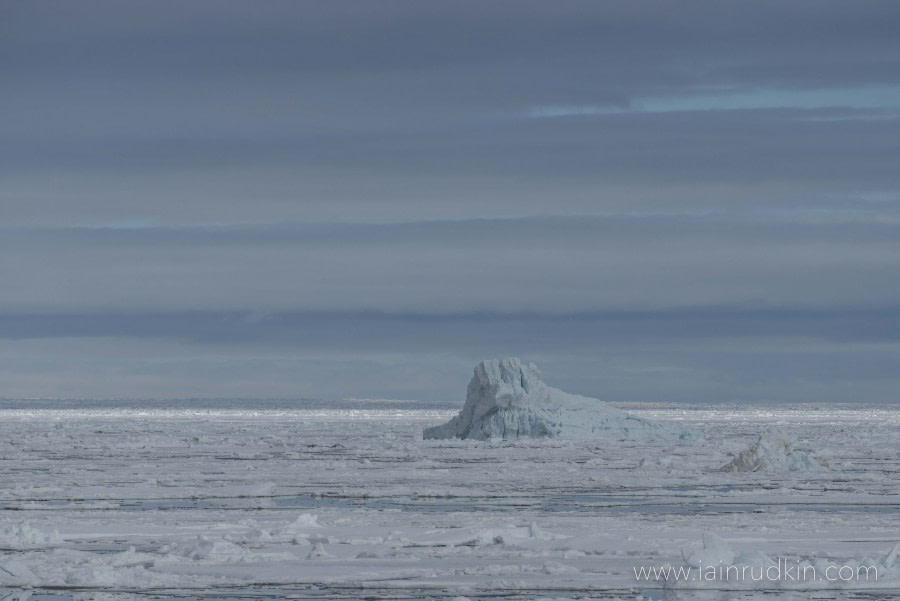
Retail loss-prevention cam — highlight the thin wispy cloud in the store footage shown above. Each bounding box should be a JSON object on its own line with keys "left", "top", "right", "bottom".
{"left": 524, "top": 85, "right": 900, "bottom": 119}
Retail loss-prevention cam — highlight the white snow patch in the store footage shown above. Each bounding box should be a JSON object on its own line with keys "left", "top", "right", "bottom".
{"left": 424, "top": 357, "right": 690, "bottom": 440}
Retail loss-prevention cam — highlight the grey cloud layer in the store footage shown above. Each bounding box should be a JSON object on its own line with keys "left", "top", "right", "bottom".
{"left": 4, "top": 2, "right": 900, "bottom": 225}
{"left": 2, "top": 217, "right": 899, "bottom": 313}
{"left": 1, "top": 2, "right": 899, "bottom": 400}
{"left": 5, "top": 108, "right": 900, "bottom": 226}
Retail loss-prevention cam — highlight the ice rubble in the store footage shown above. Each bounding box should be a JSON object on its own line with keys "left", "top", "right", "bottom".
{"left": 0, "top": 520, "right": 62, "bottom": 548}
{"left": 672, "top": 531, "right": 900, "bottom": 590}
{"left": 721, "top": 430, "right": 829, "bottom": 472}
{"left": 424, "top": 357, "right": 689, "bottom": 440}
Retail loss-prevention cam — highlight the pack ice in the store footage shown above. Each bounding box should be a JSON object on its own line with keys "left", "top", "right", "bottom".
{"left": 721, "top": 430, "right": 830, "bottom": 472}
{"left": 424, "top": 357, "right": 689, "bottom": 440}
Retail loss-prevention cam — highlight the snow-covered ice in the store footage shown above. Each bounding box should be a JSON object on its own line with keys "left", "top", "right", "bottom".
{"left": 1, "top": 398, "right": 898, "bottom": 600}
{"left": 721, "top": 430, "right": 830, "bottom": 473}
{"left": 424, "top": 357, "right": 689, "bottom": 440}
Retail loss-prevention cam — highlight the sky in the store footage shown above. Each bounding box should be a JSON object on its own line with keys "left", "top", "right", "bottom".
{"left": 1, "top": 1, "right": 899, "bottom": 403}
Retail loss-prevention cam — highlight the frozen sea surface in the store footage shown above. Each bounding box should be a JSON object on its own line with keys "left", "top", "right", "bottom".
{"left": 1, "top": 399, "right": 898, "bottom": 601}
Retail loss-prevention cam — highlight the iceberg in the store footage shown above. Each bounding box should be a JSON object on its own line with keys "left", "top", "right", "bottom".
{"left": 424, "top": 357, "right": 689, "bottom": 440}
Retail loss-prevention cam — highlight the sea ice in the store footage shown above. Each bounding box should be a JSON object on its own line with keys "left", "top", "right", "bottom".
{"left": 424, "top": 357, "right": 689, "bottom": 440}
{"left": 721, "top": 430, "right": 829, "bottom": 472}
{"left": 2, "top": 399, "right": 898, "bottom": 598}
{"left": 674, "top": 532, "right": 900, "bottom": 591}
{"left": 682, "top": 532, "right": 736, "bottom": 568}
{"left": 0, "top": 521, "right": 62, "bottom": 549}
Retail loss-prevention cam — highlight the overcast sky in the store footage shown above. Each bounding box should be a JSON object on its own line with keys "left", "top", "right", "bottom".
{"left": 2, "top": 1, "right": 899, "bottom": 402}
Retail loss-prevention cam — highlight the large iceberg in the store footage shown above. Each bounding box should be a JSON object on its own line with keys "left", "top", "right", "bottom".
{"left": 424, "top": 357, "right": 689, "bottom": 440}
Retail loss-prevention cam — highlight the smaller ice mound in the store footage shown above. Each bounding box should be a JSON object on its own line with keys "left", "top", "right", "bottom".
{"left": 270, "top": 513, "right": 323, "bottom": 543}
{"left": 0, "top": 521, "right": 62, "bottom": 549}
{"left": 682, "top": 532, "right": 737, "bottom": 568}
{"left": 424, "top": 357, "right": 689, "bottom": 440}
{"left": 721, "top": 431, "right": 829, "bottom": 473}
